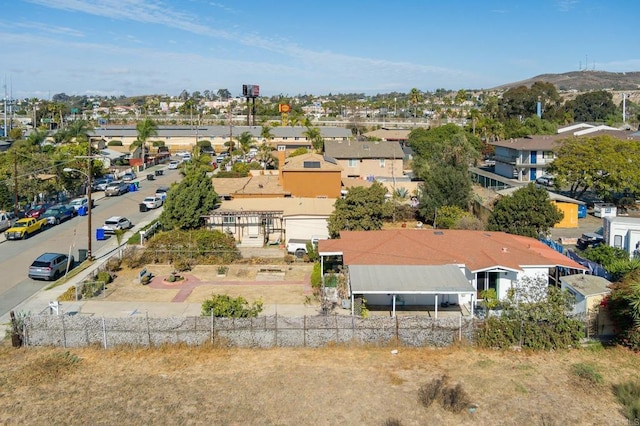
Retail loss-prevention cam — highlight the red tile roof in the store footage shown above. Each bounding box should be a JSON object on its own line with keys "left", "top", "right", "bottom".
{"left": 318, "top": 229, "right": 585, "bottom": 272}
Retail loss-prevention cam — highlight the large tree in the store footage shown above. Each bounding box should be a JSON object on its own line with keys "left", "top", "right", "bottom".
{"left": 566, "top": 90, "right": 617, "bottom": 123}
{"left": 418, "top": 164, "right": 472, "bottom": 224}
{"left": 133, "top": 118, "right": 158, "bottom": 161}
{"left": 327, "top": 182, "right": 390, "bottom": 238}
{"left": 488, "top": 183, "right": 563, "bottom": 238}
{"left": 548, "top": 135, "right": 640, "bottom": 200}
{"left": 159, "top": 168, "right": 218, "bottom": 230}
{"left": 303, "top": 126, "right": 323, "bottom": 152}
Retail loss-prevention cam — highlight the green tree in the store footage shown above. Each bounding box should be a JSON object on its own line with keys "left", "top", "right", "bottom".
{"left": 548, "top": 135, "right": 640, "bottom": 200}
{"left": 566, "top": 90, "right": 617, "bottom": 122}
{"left": 159, "top": 168, "right": 218, "bottom": 230}
{"left": 488, "top": 183, "right": 563, "bottom": 238}
{"left": 303, "top": 126, "right": 324, "bottom": 152}
{"left": 64, "top": 119, "right": 92, "bottom": 143}
{"left": 132, "top": 117, "right": 158, "bottom": 161}
{"left": 328, "top": 182, "right": 390, "bottom": 238}
{"left": 581, "top": 245, "right": 630, "bottom": 269}
{"left": 235, "top": 131, "right": 254, "bottom": 157}
{"left": 606, "top": 271, "right": 640, "bottom": 351}
{"left": 434, "top": 205, "right": 472, "bottom": 229}
{"left": 418, "top": 164, "right": 472, "bottom": 224}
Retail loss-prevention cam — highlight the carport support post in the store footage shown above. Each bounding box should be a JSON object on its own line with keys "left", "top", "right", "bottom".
{"left": 350, "top": 294, "right": 354, "bottom": 316}
{"left": 434, "top": 295, "right": 438, "bottom": 319}
{"left": 392, "top": 295, "right": 396, "bottom": 318}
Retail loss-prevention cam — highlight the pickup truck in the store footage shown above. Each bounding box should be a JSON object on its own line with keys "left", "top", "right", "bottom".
{"left": 0, "top": 211, "right": 11, "bottom": 232}
{"left": 5, "top": 217, "right": 48, "bottom": 240}
{"left": 286, "top": 236, "right": 327, "bottom": 258}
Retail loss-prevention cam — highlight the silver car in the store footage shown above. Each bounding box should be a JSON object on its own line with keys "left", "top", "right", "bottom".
{"left": 29, "top": 253, "right": 74, "bottom": 281}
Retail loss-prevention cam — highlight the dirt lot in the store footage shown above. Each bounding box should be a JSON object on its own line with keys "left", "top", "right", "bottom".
{"left": 104, "top": 263, "right": 314, "bottom": 306}
{"left": 0, "top": 343, "right": 636, "bottom": 425}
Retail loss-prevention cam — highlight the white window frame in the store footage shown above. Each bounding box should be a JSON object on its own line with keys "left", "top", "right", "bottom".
{"left": 348, "top": 159, "right": 357, "bottom": 167}
{"left": 379, "top": 158, "right": 386, "bottom": 168}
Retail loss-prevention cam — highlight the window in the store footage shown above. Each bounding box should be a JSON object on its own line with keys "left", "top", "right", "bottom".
{"left": 348, "top": 159, "right": 357, "bottom": 167}
{"left": 223, "top": 215, "right": 236, "bottom": 225}
{"left": 379, "top": 159, "right": 386, "bottom": 168}
{"left": 614, "top": 235, "right": 623, "bottom": 248}
{"left": 476, "top": 271, "right": 499, "bottom": 299}
{"left": 543, "top": 151, "right": 554, "bottom": 159}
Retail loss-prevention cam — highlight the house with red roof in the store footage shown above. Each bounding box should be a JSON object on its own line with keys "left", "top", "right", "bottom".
{"left": 318, "top": 229, "right": 586, "bottom": 317}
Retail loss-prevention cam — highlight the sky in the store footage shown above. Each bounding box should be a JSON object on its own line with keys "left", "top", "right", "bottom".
{"left": 2, "top": 0, "right": 640, "bottom": 99}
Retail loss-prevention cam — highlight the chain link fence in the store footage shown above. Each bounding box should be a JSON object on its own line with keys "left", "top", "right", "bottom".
{"left": 22, "top": 314, "right": 477, "bottom": 349}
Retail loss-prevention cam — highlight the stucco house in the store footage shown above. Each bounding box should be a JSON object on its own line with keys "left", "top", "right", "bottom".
{"left": 204, "top": 197, "right": 335, "bottom": 246}
{"left": 490, "top": 135, "right": 560, "bottom": 182}
{"left": 318, "top": 229, "right": 586, "bottom": 317}
{"left": 278, "top": 152, "right": 342, "bottom": 198}
{"left": 324, "top": 140, "right": 405, "bottom": 180}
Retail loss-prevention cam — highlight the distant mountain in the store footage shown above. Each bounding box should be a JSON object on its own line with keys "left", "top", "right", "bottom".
{"left": 494, "top": 71, "right": 640, "bottom": 92}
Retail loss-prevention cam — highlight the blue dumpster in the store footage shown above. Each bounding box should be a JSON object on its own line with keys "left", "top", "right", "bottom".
{"left": 96, "top": 228, "right": 105, "bottom": 241}
{"left": 577, "top": 204, "right": 587, "bottom": 219}
{"left": 78, "top": 205, "right": 87, "bottom": 216}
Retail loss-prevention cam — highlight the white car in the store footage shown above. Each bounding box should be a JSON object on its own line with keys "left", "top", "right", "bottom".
{"left": 142, "top": 196, "right": 163, "bottom": 209}
{"left": 102, "top": 216, "right": 132, "bottom": 234}
{"left": 68, "top": 197, "right": 91, "bottom": 212}
{"left": 168, "top": 160, "right": 180, "bottom": 170}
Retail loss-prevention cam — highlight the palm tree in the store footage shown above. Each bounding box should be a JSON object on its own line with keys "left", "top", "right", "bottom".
{"left": 65, "top": 120, "right": 92, "bottom": 143}
{"left": 303, "top": 126, "right": 324, "bottom": 152}
{"left": 409, "top": 88, "right": 423, "bottom": 123}
{"left": 26, "top": 128, "right": 49, "bottom": 150}
{"left": 133, "top": 118, "right": 158, "bottom": 168}
{"left": 256, "top": 143, "right": 276, "bottom": 169}
{"left": 235, "top": 131, "right": 254, "bottom": 158}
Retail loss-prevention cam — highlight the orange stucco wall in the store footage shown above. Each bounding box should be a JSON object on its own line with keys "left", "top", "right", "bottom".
{"left": 552, "top": 201, "right": 579, "bottom": 228}
{"left": 282, "top": 171, "right": 342, "bottom": 198}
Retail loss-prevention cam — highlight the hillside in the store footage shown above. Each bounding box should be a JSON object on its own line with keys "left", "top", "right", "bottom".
{"left": 494, "top": 70, "right": 640, "bottom": 92}
{"left": 0, "top": 343, "right": 637, "bottom": 424}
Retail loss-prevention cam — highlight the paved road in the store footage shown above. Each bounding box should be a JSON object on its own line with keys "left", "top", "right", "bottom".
{"left": 0, "top": 165, "right": 181, "bottom": 319}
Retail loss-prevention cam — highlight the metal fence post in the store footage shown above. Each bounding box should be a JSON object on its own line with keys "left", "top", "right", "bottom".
{"left": 146, "top": 311, "right": 151, "bottom": 347}
{"left": 274, "top": 311, "right": 278, "bottom": 348}
{"left": 102, "top": 317, "right": 107, "bottom": 349}
{"left": 61, "top": 314, "right": 67, "bottom": 348}
{"left": 210, "top": 312, "right": 214, "bottom": 345}
{"left": 303, "top": 316, "right": 306, "bottom": 348}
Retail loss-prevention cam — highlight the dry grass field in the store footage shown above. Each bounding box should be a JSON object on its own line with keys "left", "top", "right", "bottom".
{"left": 0, "top": 342, "right": 637, "bottom": 425}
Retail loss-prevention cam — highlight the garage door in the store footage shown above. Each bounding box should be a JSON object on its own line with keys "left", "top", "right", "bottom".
{"left": 285, "top": 218, "right": 329, "bottom": 241}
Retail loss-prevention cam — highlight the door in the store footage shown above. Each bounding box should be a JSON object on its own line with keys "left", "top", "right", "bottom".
{"left": 530, "top": 150, "right": 537, "bottom": 164}
{"left": 247, "top": 216, "right": 260, "bottom": 237}
{"left": 530, "top": 167, "right": 537, "bottom": 181}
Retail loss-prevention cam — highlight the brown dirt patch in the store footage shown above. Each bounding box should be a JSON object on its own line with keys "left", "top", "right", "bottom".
{"left": 0, "top": 343, "right": 635, "bottom": 425}
{"left": 104, "top": 263, "right": 312, "bottom": 304}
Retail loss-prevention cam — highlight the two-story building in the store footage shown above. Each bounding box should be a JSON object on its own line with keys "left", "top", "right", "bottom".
{"left": 490, "top": 135, "right": 560, "bottom": 182}
{"left": 324, "top": 140, "right": 405, "bottom": 180}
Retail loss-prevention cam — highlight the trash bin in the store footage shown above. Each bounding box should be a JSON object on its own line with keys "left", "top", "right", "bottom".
{"left": 78, "top": 249, "right": 88, "bottom": 263}
{"left": 96, "top": 228, "right": 105, "bottom": 241}
{"left": 155, "top": 169, "right": 163, "bottom": 176}
{"left": 78, "top": 205, "right": 87, "bottom": 216}
{"left": 139, "top": 203, "right": 149, "bottom": 213}
{"left": 134, "top": 181, "right": 140, "bottom": 189}
{"left": 147, "top": 173, "right": 155, "bottom": 181}
{"left": 129, "top": 183, "right": 136, "bottom": 192}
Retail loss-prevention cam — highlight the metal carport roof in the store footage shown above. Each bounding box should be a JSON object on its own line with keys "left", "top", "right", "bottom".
{"left": 348, "top": 264, "right": 475, "bottom": 294}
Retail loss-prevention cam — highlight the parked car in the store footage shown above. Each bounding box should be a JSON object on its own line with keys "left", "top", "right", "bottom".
{"left": 25, "top": 204, "right": 49, "bottom": 219}
{"left": 102, "top": 216, "right": 132, "bottom": 234}
{"left": 576, "top": 232, "right": 604, "bottom": 250}
{"left": 105, "top": 181, "right": 129, "bottom": 197}
{"left": 168, "top": 160, "right": 180, "bottom": 170}
{"left": 142, "top": 196, "right": 163, "bottom": 210}
{"left": 122, "top": 172, "right": 137, "bottom": 182}
{"left": 5, "top": 217, "right": 48, "bottom": 240}
{"left": 0, "top": 211, "right": 11, "bottom": 232}
{"left": 68, "top": 197, "right": 93, "bottom": 213}
{"left": 92, "top": 177, "right": 113, "bottom": 191}
{"left": 156, "top": 186, "right": 170, "bottom": 201}
{"left": 42, "top": 205, "right": 75, "bottom": 226}
{"left": 28, "top": 253, "right": 74, "bottom": 281}
{"left": 536, "top": 175, "right": 555, "bottom": 187}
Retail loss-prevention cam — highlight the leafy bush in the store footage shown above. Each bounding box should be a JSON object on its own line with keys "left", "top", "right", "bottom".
{"left": 605, "top": 277, "right": 640, "bottom": 351}
{"left": 201, "top": 294, "right": 263, "bottom": 317}
{"left": 107, "top": 140, "right": 123, "bottom": 146}
{"left": 613, "top": 380, "right": 640, "bottom": 421}
{"left": 571, "top": 363, "right": 603, "bottom": 386}
{"left": 476, "top": 277, "right": 584, "bottom": 350}
{"left": 96, "top": 271, "right": 112, "bottom": 285}
{"left": 173, "top": 258, "right": 191, "bottom": 272}
{"left": 310, "top": 262, "right": 322, "bottom": 289}
{"left": 217, "top": 265, "right": 228, "bottom": 275}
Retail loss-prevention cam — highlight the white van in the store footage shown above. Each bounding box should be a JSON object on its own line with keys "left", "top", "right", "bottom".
{"left": 0, "top": 211, "right": 11, "bottom": 232}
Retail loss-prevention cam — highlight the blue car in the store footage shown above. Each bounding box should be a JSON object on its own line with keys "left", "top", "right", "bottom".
{"left": 42, "top": 205, "right": 75, "bottom": 226}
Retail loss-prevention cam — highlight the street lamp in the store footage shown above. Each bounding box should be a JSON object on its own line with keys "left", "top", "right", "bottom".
{"left": 63, "top": 166, "right": 93, "bottom": 261}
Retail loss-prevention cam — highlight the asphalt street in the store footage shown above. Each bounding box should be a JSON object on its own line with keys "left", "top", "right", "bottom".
{"left": 0, "top": 164, "right": 179, "bottom": 322}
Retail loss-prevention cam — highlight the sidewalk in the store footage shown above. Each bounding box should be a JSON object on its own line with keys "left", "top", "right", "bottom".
{"left": 0, "top": 167, "right": 167, "bottom": 325}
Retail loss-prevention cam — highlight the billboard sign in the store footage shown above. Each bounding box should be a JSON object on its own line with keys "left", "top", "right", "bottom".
{"left": 242, "top": 84, "right": 260, "bottom": 98}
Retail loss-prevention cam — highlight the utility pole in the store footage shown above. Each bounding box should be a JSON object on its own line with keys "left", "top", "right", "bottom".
{"left": 13, "top": 152, "right": 18, "bottom": 217}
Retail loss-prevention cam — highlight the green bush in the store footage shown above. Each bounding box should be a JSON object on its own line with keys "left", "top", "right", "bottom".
{"left": 141, "top": 229, "right": 241, "bottom": 265}
{"left": 310, "top": 262, "right": 321, "bottom": 289}
{"left": 201, "top": 294, "right": 263, "bottom": 317}
{"left": 107, "top": 140, "right": 123, "bottom": 146}
{"left": 96, "top": 271, "right": 112, "bottom": 285}
{"left": 613, "top": 380, "right": 640, "bottom": 421}
{"left": 571, "top": 363, "right": 603, "bottom": 386}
